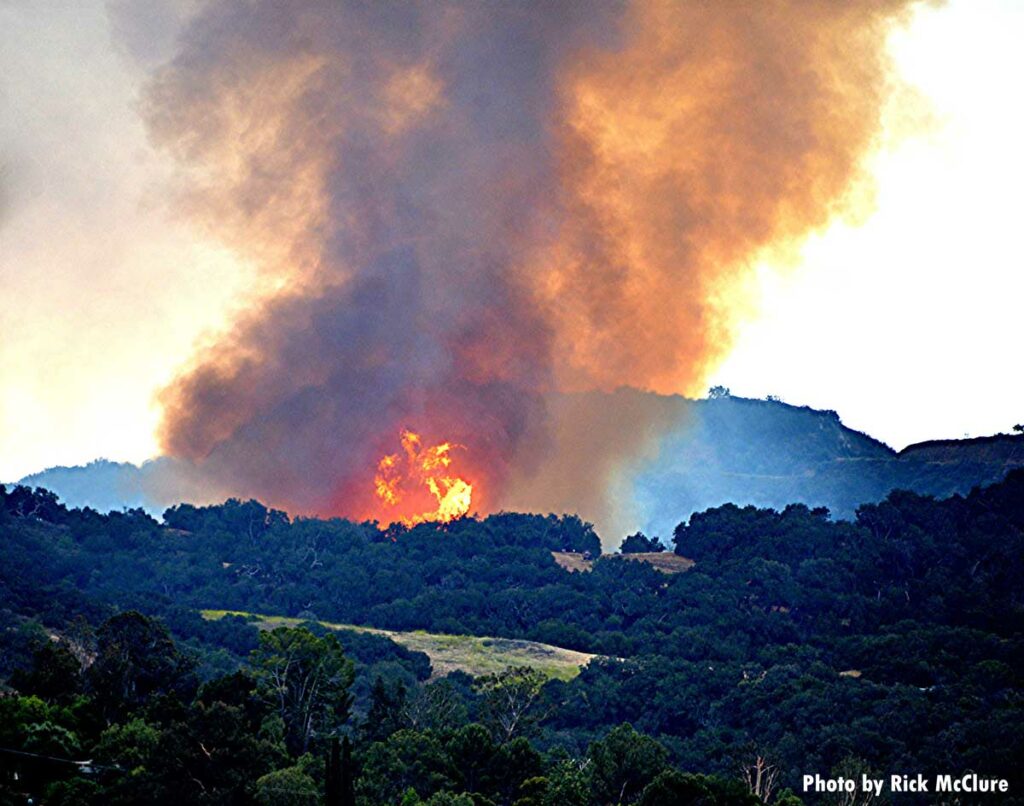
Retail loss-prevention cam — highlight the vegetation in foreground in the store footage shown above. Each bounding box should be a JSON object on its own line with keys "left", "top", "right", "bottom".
{"left": 0, "top": 612, "right": 770, "bottom": 805}
{"left": 1, "top": 469, "right": 1023, "bottom": 803}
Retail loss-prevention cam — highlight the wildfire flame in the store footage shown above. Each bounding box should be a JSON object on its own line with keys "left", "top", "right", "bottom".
{"left": 373, "top": 430, "right": 473, "bottom": 525}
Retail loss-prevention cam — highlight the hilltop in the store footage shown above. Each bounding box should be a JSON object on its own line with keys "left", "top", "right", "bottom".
{"left": 551, "top": 550, "right": 694, "bottom": 575}
{"left": 626, "top": 392, "right": 1024, "bottom": 536}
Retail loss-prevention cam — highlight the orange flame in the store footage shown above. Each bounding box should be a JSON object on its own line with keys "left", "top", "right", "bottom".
{"left": 373, "top": 429, "right": 473, "bottom": 525}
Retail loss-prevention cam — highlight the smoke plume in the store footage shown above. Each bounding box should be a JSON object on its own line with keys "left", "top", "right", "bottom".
{"left": 145, "top": 0, "right": 919, "bottom": 533}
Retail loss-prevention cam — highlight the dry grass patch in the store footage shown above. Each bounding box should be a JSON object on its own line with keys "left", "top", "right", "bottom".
{"left": 551, "top": 551, "right": 594, "bottom": 572}
{"left": 201, "top": 609, "right": 595, "bottom": 681}
{"left": 613, "top": 552, "right": 694, "bottom": 574}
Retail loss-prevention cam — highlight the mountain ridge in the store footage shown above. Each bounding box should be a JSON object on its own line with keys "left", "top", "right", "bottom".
{"left": 14, "top": 395, "right": 1024, "bottom": 543}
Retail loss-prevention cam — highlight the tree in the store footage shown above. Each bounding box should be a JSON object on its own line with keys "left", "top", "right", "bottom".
{"left": 475, "top": 666, "right": 549, "bottom": 743}
{"left": 620, "top": 532, "right": 666, "bottom": 554}
{"left": 94, "top": 717, "right": 161, "bottom": 771}
{"left": 489, "top": 737, "right": 543, "bottom": 803}
{"left": 543, "top": 759, "right": 592, "bottom": 806}
{"left": 422, "top": 793, "right": 475, "bottom": 806}
{"left": 43, "top": 779, "right": 101, "bottom": 806}
{"left": 445, "top": 724, "right": 496, "bottom": 795}
{"left": 122, "top": 693, "right": 283, "bottom": 804}
{"left": 707, "top": 385, "right": 731, "bottom": 399}
{"left": 10, "top": 641, "right": 82, "bottom": 702}
{"left": 824, "top": 757, "right": 881, "bottom": 806}
{"left": 589, "top": 723, "right": 669, "bottom": 805}
{"left": 326, "top": 736, "right": 356, "bottom": 806}
{"left": 741, "top": 754, "right": 779, "bottom": 804}
{"left": 364, "top": 675, "right": 408, "bottom": 742}
{"left": 252, "top": 627, "right": 355, "bottom": 756}
{"left": 357, "top": 730, "right": 456, "bottom": 804}
{"left": 255, "top": 765, "right": 319, "bottom": 806}
{"left": 88, "top": 611, "right": 195, "bottom": 720}
{"left": 638, "top": 771, "right": 712, "bottom": 805}
{"left": 403, "top": 679, "right": 467, "bottom": 733}
{"left": 638, "top": 771, "right": 762, "bottom": 805}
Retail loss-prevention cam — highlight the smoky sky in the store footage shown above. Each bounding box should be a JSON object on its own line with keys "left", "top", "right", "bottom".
{"left": 141, "top": 0, "right": 920, "bottom": 532}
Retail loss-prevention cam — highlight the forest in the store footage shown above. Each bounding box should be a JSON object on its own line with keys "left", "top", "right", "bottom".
{"left": 1, "top": 470, "right": 1023, "bottom": 804}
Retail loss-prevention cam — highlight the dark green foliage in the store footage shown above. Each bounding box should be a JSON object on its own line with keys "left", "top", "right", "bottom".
{"left": 251, "top": 627, "right": 355, "bottom": 756}
{"left": 254, "top": 764, "right": 319, "bottom": 805}
{"left": 619, "top": 532, "right": 666, "bottom": 553}
{"left": 638, "top": 770, "right": 760, "bottom": 805}
{"left": 445, "top": 724, "right": 496, "bottom": 795}
{"left": 588, "top": 723, "right": 668, "bottom": 804}
{"left": 9, "top": 641, "right": 82, "bottom": 703}
{"left": 44, "top": 779, "right": 102, "bottom": 806}
{"left": 489, "top": 737, "right": 543, "bottom": 803}
{"left": 364, "top": 675, "right": 408, "bottom": 742}
{"left": 357, "top": 729, "right": 457, "bottom": 803}
{"left": 89, "top": 611, "right": 196, "bottom": 721}
{"left": 3, "top": 472, "right": 1024, "bottom": 803}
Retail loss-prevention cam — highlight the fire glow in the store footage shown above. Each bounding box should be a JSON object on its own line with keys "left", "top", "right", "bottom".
{"left": 373, "top": 430, "right": 473, "bottom": 525}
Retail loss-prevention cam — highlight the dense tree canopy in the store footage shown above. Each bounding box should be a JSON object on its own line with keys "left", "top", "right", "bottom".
{"left": 2, "top": 470, "right": 1024, "bottom": 803}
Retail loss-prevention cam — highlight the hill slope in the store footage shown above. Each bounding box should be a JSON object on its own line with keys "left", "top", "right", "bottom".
{"left": 627, "top": 393, "right": 1024, "bottom": 536}
{"left": 2, "top": 472, "right": 1023, "bottom": 794}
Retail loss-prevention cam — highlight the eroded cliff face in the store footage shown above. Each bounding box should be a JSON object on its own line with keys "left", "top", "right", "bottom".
{"left": 899, "top": 434, "right": 1024, "bottom": 466}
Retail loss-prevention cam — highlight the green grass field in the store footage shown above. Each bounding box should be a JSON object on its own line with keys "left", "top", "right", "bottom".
{"left": 201, "top": 609, "right": 595, "bottom": 681}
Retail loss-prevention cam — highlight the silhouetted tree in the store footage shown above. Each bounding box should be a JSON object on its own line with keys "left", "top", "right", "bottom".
{"left": 88, "top": 611, "right": 194, "bottom": 721}
{"left": 589, "top": 723, "right": 669, "bottom": 805}
{"left": 620, "top": 532, "right": 666, "bottom": 553}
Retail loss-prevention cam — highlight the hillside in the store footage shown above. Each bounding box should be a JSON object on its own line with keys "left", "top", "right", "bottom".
{"left": 899, "top": 432, "right": 1024, "bottom": 465}
{"left": 626, "top": 393, "right": 1024, "bottom": 537}
{"left": 1, "top": 472, "right": 1023, "bottom": 801}
{"left": 551, "top": 551, "right": 593, "bottom": 573}
{"left": 611, "top": 552, "right": 694, "bottom": 574}
{"left": 14, "top": 457, "right": 219, "bottom": 515}
{"left": 552, "top": 550, "right": 696, "bottom": 575}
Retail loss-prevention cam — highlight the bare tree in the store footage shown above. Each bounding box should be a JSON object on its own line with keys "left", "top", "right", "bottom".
{"left": 475, "top": 665, "right": 549, "bottom": 743}
{"left": 826, "top": 756, "right": 882, "bottom": 806}
{"left": 402, "top": 679, "right": 464, "bottom": 732}
{"left": 742, "top": 754, "right": 780, "bottom": 804}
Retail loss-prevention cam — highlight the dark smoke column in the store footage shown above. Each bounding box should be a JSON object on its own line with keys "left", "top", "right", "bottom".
{"left": 144, "top": 0, "right": 919, "bottom": 526}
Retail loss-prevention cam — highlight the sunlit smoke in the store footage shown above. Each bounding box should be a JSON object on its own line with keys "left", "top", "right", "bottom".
{"left": 140, "top": 0, "right": 922, "bottom": 534}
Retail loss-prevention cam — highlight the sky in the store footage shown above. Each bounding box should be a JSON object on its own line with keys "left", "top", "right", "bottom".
{"left": 1, "top": 0, "right": 1022, "bottom": 483}
{"left": 709, "top": 0, "right": 1024, "bottom": 446}
{"left": 0, "top": 0, "right": 252, "bottom": 481}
